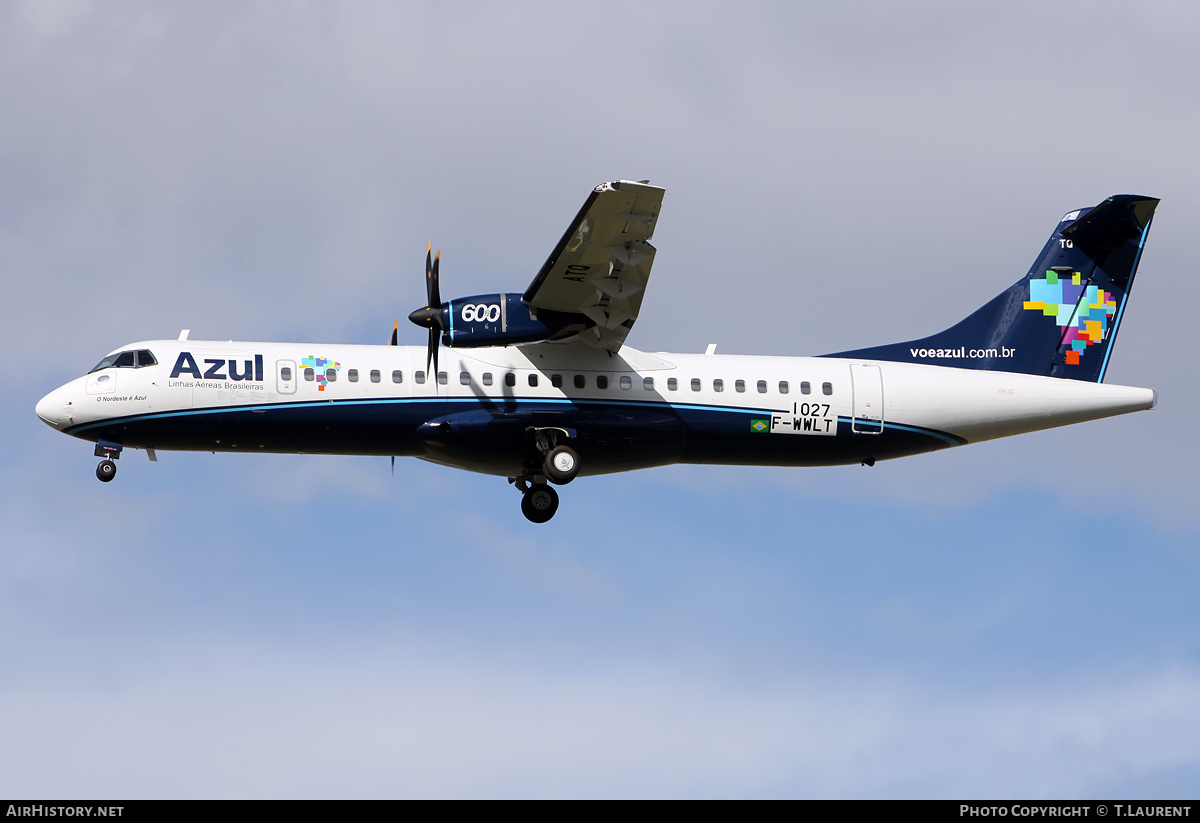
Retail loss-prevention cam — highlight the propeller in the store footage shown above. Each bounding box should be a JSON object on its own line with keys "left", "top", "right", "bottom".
{"left": 408, "top": 243, "right": 445, "bottom": 379}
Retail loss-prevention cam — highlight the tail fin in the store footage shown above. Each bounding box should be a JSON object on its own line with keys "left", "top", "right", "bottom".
{"left": 825, "top": 194, "right": 1159, "bottom": 382}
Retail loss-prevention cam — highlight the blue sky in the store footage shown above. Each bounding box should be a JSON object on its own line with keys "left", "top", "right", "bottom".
{"left": 4, "top": 0, "right": 1199, "bottom": 798}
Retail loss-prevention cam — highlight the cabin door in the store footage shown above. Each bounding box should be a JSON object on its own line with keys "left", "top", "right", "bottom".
{"left": 850, "top": 364, "right": 884, "bottom": 434}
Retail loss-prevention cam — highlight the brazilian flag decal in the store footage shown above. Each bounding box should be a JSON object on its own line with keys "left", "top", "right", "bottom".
{"left": 750, "top": 418, "right": 769, "bottom": 433}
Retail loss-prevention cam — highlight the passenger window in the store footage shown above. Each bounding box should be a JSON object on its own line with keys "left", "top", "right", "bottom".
{"left": 691, "top": 378, "right": 701, "bottom": 391}
{"left": 460, "top": 372, "right": 471, "bottom": 385}
{"left": 482, "top": 373, "right": 493, "bottom": 386}
{"left": 823, "top": 382, "right": 833, "bottom": 395}
{"left": 415, "top": 371, "right": 426, "bottom": 384}
{"left": 668, "top": 377, "right": 678, "bottom": 391}
{"left": 735, "top": 379, "right": 745, "bottom": 393}
{"left": 757, "top": 380, "right": 767, "bottom": 393}
{"left": 620, "top": 376, "right": 632, "bottom": 389}
{"left": 114, "top": 351, "right": 135, "bottom": 368}
{"left": 437, "top": 372, "right": 448, "bottom": 385}
{"left": 713, "top": 379, "right": 724, "bottom": 392}
{"left": 551, "top": 374, "right": 563, "bottom": 388}
{"left": 390, "top": 370, "right": 401, "bottom": 384}
{"left": 348, "top": 369, "right": 359, "bottom": 382}
{"left": 136, "top": 350, "right": 157, "bottom": 367}
{"left": 371, "top": 370, "right": 381, "bottom": 383}
{"left": 505, "top": 373, "right": 516, "bottom": 387}
{"left": 574, "top": 375, "right": 585, "bottom": 389}
{"left": 528, "top": 374, "right": 539, "bottom": 387}
{"left": 597, "top": 375, "right": 609, "bottom": 389}
{"left": 801, "top": 381, "right": 811, "bottom": 395}
{"left": 325, "top": 368, "right": 337, "bottom": 382}
{"left": 280, "top": 367, "right": 293, "bottom": 381}
{"left": 779, "top": 381, "right": 790, "bottom": 394}
{"left": 304, "top": 368, "right": 315, "bottom": 382}
{"left": 644, "top": 377, "right": 654, "bottom": 390}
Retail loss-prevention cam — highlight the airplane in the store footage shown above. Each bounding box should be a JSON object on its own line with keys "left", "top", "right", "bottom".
{"left": 35, "top": 181, "right": 1159, "bottom": 523}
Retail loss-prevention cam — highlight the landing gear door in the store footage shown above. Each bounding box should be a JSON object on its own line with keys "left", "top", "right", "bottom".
{"left": 276, "top": 359, "right": 297, "bottom": 395}
{"left": 850, "top": 364, "right": 883, "bottom": 435}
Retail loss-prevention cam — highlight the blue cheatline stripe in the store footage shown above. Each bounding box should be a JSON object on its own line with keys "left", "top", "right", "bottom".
{"left": 63, "top": 395, "right": 780, "bottom": 435}
{"left": 1098, "top": 217, "right": 1152, "bottom": 384}
{"left": 836, "top": 416, "right": 965, "bottom": 446}
{"left": 66, "top": 396, "right": 965, "bottom": 447}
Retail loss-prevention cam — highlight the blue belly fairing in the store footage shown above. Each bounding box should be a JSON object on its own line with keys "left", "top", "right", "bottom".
{"left": 62, "top": 395, "right": 964, "bottom": 475}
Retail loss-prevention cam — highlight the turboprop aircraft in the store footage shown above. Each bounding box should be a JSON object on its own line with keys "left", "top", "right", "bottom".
{"left": 35, "top": 181, "right": 1158, "bottom": 523}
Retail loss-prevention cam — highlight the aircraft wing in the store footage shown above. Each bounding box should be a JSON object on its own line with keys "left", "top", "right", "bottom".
{"left": 522, "top": 180, "right": 665, "bottom": 352}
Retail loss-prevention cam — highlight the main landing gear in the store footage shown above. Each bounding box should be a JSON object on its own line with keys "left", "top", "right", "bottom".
{"left": 509, "top": 428, "right": 582, "bottom": 523}
{"left": 94, "top": 441, "right": 122, "bottom": 483}
{"left": 517, "top": 479, "right": 559, "bottom": 523}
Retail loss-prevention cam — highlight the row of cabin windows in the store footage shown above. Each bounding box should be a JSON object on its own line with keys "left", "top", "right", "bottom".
{"left": 296, "top": 368, "right": 405, "bottom": 383}
{"left": 295, "top": 367, "right": 833, "bottom": 396}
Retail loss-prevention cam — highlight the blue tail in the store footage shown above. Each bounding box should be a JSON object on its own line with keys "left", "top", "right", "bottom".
{"left": 825, "top": 194, "right": 1159, "bottom": 382}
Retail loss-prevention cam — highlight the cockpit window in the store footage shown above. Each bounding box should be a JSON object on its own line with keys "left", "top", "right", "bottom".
{"left": 89, "top": 354, "right": 121, "bottom": 373}
{"left": 90, "top": 349, "right": 158, "bottom": 373}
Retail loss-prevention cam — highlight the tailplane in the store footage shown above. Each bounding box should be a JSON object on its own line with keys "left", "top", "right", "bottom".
{"left": 825, "top": 194, "right": 1158, "bottom": 382}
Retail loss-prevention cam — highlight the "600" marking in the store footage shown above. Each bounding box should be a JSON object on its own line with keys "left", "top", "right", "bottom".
{"left": 461, "top": 303, "right": 501, "bottom": 323}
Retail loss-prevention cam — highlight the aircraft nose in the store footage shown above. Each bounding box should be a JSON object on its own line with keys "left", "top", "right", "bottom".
{"left": 35, "top": 387, "right": 64, "bottom": 428}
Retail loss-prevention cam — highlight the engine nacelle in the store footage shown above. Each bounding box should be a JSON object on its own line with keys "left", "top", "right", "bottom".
{"left": 442, "top": 293, "right": 591, "bottom": 348}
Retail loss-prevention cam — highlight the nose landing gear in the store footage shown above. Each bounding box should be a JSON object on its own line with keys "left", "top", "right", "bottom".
{"left": 93, "top": 441, "right": 122, "bottom": 483}
{"left": 96, "top": 459, "right": 116, "bottom": 482}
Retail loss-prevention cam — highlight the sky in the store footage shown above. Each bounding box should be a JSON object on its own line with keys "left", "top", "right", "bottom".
{"left": 4, "top": 0, "right": 1200, "bottom": 799}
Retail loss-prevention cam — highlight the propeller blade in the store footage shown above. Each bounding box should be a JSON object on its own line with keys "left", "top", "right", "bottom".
{"left": 389, "top": 320, "right": 398, "bottom": 346}
{"left": 391, "top": 455, "right": 395, "bottom": 475}
{"left": 429, "top": 248, "right": 441, "bottom": 308}
{"left": 413, "top": 243, "right": 443, "bottom": 392}
{"left": 428, "top": 328, "right": 439, "bottom": 378}
{"left": 425, "top": 242, "right": 443, "bottom": 309}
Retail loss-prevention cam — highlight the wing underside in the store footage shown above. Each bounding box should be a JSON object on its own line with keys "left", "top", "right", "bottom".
{"left": 522, "top": 180, "right": 665, "bottom": 352}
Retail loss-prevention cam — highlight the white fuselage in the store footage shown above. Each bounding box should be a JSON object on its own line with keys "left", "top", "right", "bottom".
{"left": 36, "top": 339, "right": 1156, "bottom": 476}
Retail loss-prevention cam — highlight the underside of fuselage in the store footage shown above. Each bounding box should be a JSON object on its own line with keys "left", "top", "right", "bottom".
{"left": 58, "top": 390, "right": 961, "bottom": 478}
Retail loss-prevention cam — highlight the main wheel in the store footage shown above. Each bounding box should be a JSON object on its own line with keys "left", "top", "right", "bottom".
{"left": 543, "top": 445, "right": 580, "bottom": 485}
{"left": 520, "top": 483, "right": 559, "bottom": 523}
{"left": 96, "top": 459, "right": 116, "bottom": 482}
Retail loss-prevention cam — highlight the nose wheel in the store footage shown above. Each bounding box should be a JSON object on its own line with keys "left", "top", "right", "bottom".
{"left": 93, "top": 441, "right": 122, "bottom": 483}
{"left": 96, "top": 459, "right": 116, "bottom": 482}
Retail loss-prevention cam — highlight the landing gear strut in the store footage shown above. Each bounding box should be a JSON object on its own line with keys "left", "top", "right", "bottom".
{"left": 94, "top": 441, "right": 122, "bottom": 483}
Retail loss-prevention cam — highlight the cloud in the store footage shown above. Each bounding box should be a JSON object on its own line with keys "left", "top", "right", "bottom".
{"left": 2, "top": 636, "right": 1198, "bottom": 798}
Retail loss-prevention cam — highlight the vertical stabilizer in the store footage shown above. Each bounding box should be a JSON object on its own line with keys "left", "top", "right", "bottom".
{"left": 825, "top": 195, "right": 1158, "bottom": 382}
